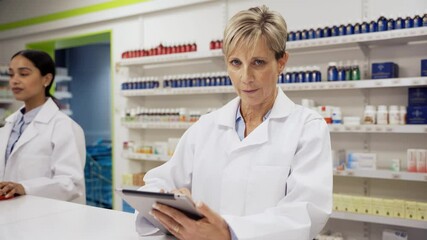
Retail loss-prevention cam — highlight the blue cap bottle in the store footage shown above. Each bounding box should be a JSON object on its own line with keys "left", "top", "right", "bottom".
{"left": 327, "top": 62, "right": 338, "bottom": 81}
{"left": 377, "top": 15, "right": 388, "bottom": 31}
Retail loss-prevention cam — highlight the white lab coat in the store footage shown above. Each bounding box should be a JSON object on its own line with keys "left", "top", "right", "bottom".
{"left": 0, "top": 98, "right": 86, "bottom": 204}
{"left": 136, "top": 88, "right": 332, "bottom": 239}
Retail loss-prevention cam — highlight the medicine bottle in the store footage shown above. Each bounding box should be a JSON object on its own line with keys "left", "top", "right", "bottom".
{"left": 351, "top": 61, "right": 361, "bottom": 80}
{"left": 332, "top": 107, "right": 342, "bottom": 124}
{"left": 389, "top": 105, "right": 400, "bottom": 125}
{"left": 376, "top": 105, "right": 388, "bottom": 125}
{"left": 399, "top": 106, "right": 407, "bottom": 125}
{"left": 363, "top": 105, "right": 376, "bottom": 125}
{"left": 327, "top": 62, "right": 338, "bottom": 81}
{"left": 377, "top": 14, "right": 388, "bottom": 31}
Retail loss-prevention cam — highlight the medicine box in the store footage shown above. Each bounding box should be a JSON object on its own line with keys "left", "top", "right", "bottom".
{"left": 346, "top": 152, "right": 377, "bottom": 170}
{"left": 382, "top": 229, "right": 408, "bottom": 240}
{"left": 408, "top": 87, "right": 427, "bottom": 106}
{"left": 407, "top": 106, "right": 427, "bottom": 124}
{"left": 371, "top": 62, "right": 399, "bottom": 79}
{"left": 422, "top": 59, "right": 427, "bottom": 76}
{"left": 405, "top": 201, "right": 418, "bottom": 219}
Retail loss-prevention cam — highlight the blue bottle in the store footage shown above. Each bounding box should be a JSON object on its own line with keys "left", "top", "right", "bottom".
{"left": 395, "top": 16, "right": 405, "bottom": 29}
{"left": 377, "top": 15, "right": 388, "bottom": 31}
{"left": 338, "top": 24, "right": 347, "bottom": 36}
{"left": 288, "top": 31, "right": 296, "bottom": 41}
{"left": 295, "top": 30, "right": 302, "bottom": 41}
{"left": 331, "top": 25, "right": 339, "bottom": 37}
{"left": 315, "top": 27, "right": 324, "bottom": 38}
{"left": 327, "top": 62, "right": 338, "bottom": 81}
{"left": 308, "top": 28, "right": 316, "bottom": 39}
{"left": 301, "top": 30, "right": 308, "bottom": 40}
{"left": 337, "top": 65, "right": 346, "bottom": 81}
{"left": 346, "top": 23, "right": 354, "bottom": 35}
{"left": 369, "top": 20, "right": 378, "bottom": 32}
{"left": 387, "top": 17, "right": 395, "bottom": 30}
{"left": 323, "top": 26, "right": 331, "bottom": 38}
{"left": 305, "top": 68, "right": 313, "bottom": 82}
{"left": 290, "top": 70, "right": 297, "bottom": 83}
{"left": 285, "top": 72, "right": 291, "bottom": 83}
{"left": 361, "top": 21, "right": 370, "bottom": 33}
{"left": 423, "top": 13, "right": 427, "bottom": 26}
{"left": 297, "top": 68, "right": 305, "bottom": 83}
{"left": 354, "top": 22, "right": 361, "bottom": 34}
{"left": 413, "top": 14, "right": 422, "bottom": 27}
{"left": 405, "top": 16, "right": 414, "bottom": 28}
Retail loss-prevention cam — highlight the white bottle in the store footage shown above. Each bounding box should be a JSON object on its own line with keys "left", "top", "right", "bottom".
{"left": 376, "top": 105, "right": 388, "bottom": 125}
{"left": 332, "top": 107, "right": 342, "bottom": 124}
{"left": 389, "top": 105, "right": 400, "bottom": 125}
{"left": 363, "top": 105, "right": 376, "bottom": 125}
{"left": 399, "top": 106, "right": 407, "bottom": 125}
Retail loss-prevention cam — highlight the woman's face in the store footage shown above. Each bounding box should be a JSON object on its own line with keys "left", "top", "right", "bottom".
{"left": 9, "top": 55, "right": 50, "bottom": 103}
{"left": 226, "top": 37, "right": 288, "bottom": 109}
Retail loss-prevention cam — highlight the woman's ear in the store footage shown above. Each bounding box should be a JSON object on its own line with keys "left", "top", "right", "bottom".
{"left": 278, "top": 52, "right": 289, "bottom": 73}
{"left": 43, "top": 73, "right": 53, "bottom": 87}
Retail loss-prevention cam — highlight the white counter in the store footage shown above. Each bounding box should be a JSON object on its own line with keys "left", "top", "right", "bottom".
{"left": 0, "top": 195, "right": 173, "bottom": 240}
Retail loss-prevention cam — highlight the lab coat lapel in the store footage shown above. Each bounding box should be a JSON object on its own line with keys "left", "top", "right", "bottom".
{"left": 219, "top": 88, "right": 295, "bottom": 155}
{"left": 7, "top": 98, "right": 58, "bottom": 160}
{"left": 0, "top": 117, "right": 15, "bottom": 180}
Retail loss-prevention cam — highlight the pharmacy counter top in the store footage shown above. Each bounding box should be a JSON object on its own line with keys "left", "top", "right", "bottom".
{"left": 0, "top": 195, "right": 173, "bottom": 240}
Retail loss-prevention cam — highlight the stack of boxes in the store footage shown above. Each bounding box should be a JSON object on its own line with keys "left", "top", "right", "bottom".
{"left": 333, "top": 194, "right": 427, "bottom": 221}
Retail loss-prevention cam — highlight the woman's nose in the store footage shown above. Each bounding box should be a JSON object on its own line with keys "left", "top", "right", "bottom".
{"left": 240, "top": 67, "right": 254, "bottom": 83}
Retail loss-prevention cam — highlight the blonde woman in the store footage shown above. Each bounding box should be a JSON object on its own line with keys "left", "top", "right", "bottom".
{"left": 136, "top": 5, "right": 332, "bottom": 240}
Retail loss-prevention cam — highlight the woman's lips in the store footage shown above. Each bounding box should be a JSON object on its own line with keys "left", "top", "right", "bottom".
{"left": 242, "top": 89, "right": 258, "bottom": 94}
{"left": 12, "top": 88, "right": 23, "bottom": 94}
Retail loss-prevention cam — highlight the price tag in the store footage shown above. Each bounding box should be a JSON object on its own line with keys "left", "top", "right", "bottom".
{"left": 386, "top": 127, "right": 393, "bottom": 132}
{"left": 392, "top": 173, "right": 401, "bottom": 179}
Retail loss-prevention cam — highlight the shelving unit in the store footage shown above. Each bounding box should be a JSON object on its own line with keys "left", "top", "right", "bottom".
{"left": 334, "top": 169, "right": 427, "bottom": 182}
{"left": 54, "top": 74, "right": 73, "bottom": 116}
{"left": 331, "top": 211, "right": 427, "bottom": 230}
{"left": 115, "top": 11, "right": 427, "bottom": 238}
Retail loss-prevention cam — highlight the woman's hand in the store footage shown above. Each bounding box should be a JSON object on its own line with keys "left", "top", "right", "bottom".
{"left": 0, "top": 181, "right": 26, "bottom": 198}
{"left": 151, "top": 201, "right": 231, "bottom": 240}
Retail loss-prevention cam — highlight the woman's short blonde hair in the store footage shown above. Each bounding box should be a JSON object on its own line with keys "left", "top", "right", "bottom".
{"left": 223, "top": 5, "right": 287, "bottom": 60}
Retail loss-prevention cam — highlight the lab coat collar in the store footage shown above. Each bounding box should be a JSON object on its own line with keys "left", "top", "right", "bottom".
{"left": 4, "top": 98, "right": 59, "bottom": 161}
{"left": 216, "top": 88, "right": 295, "bottom": 152}
{"left": 216, "top": 87, "right": 295, "bottom": 128}
{"left": 5, "top": 98, "right": 58, "bottom": 124}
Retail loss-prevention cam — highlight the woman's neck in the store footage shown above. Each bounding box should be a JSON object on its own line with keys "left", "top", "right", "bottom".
{"left": 240, "top": 89, "right": 277, "bottom": 123}
{"left": 24, "top": 97, "right": 47, "bottom": 113}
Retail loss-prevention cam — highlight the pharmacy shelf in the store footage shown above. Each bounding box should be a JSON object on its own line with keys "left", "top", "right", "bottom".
{"left": 122, "top": 121, "right": 427, "bottom": 134}
{"left": 0, "top": 75, "right": 8, "bottom": 82}
{"left": 121, "top": 121, "right": 192, "bottom": 129}
{"left": 121, "top": 77, "right": 427, "bottom": 97}
{"left": 287, "top": 27, "right": 427, "bottom": 53}
{"left": 281, "top": 77, "right": 427, "bottom": 91}
{"left": 118, "top": 49, "right": 223, "bottom": 67}
{"left": 334, "top": 169, "right": 427, "bottom": 182}
{"left": 55, "top": 91, "right": 72, "bottom": 100}
{"left": 123, "top": 152, "right": 170, "bottom": 162}
{"left": 56, "top": 75, "right": 72, "bottom": 83}
{"left": 122, "top": 86, "right": 235, "bottom": 96}
{"left": 118, "top": 28, "right": 427, "bottom": 67}
{"left": 0, "top": 98, "right": 14, "bottom": 104}
{"left": 331, "top": 211, "right": 427, "bottom": 229}
{"left": 328, "top": 124, "right": 427, "bottom": 134}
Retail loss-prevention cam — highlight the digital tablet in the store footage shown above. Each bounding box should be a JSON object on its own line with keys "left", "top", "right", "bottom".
{"left": 115, "top": 188, "right": 203, "bottom": 234}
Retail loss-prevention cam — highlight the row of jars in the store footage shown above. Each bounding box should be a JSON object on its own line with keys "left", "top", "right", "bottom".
{"left": 121, "top": 42, "right": 197, "bottom": 59}
{"left": 288, "top": 13, "right": 427, "bottom": 41}
{"left": 122, "top": 107, "right": 214, "bottom": 123}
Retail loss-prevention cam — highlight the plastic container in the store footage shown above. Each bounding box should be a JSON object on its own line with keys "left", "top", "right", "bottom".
{"left": 399, "top": 105, "right": 407, "bottom": 125}
{"left": 363, "top": 105, "right": 376, "bottom": 124}
{"left": 389, "top": 105, "right": 400, "bottom": 125}
{"left": 376, "top": 105, "right": 388, "bottom": 125}
{"left": 377, "top": 14, "right": 388, "bottom": 31}
{"left": 351, "top": 61, "right": 361, "bottom": 80}
{"left": 332, "top": 107, "right": 342, "bottom": 124}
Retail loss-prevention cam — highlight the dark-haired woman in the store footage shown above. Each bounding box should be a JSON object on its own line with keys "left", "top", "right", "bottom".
{"left": 0, "top": 50, "right": 86, "bottom": 204}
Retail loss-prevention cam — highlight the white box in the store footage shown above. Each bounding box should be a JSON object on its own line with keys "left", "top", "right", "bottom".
{"left": 347, "top": 152, "right": 377, "bottom": 170}
{"left": 416, "top": 149, "right": 426, "bottom": 173}
{"left": 382, "top": 229, "right": 408, "bottom": 240}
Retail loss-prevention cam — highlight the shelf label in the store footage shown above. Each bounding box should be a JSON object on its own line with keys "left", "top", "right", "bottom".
{"left": 391, "top": 173, "right": 401, "bottom": 179}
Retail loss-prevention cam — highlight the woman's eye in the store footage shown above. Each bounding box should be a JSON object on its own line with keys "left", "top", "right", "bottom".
{"left": 230, "top": 59, "right": 241, "bottom": 66}
{"left": 254, "top": 59, "right": 265, "bottom": 66}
